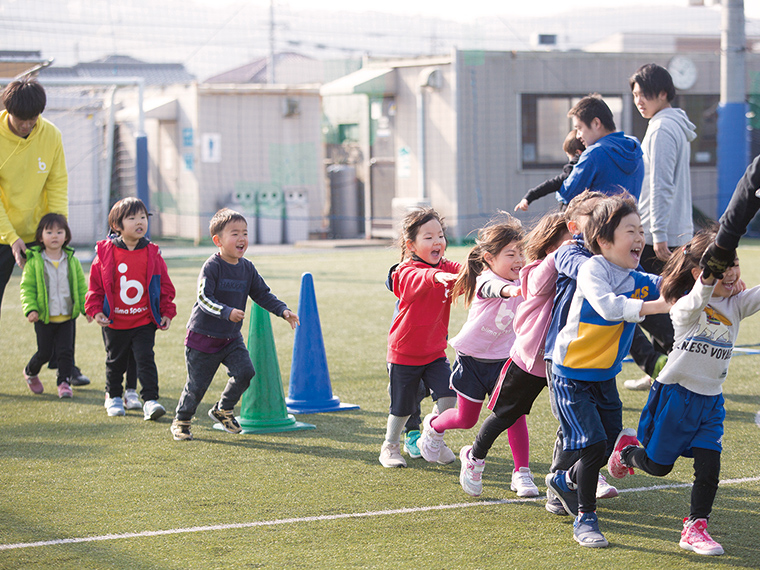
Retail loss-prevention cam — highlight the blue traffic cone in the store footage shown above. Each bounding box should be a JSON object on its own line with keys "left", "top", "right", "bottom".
{"left": 232, "top": 302, "right": 314, "bottom": 433}
{"left": 286, "top": 272, "right": 359, "bottom": 414}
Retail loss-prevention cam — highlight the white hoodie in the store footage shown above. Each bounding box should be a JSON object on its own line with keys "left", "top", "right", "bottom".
{"left": 638, "top": 106, "right": 698, "bottom": 248}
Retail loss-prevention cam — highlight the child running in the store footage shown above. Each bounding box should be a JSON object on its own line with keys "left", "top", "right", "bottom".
{"left": 86, "top": 197, "right": 176, "bottom": 419}
{"left": 20, "top": 213, "right": 90, "bottom": 397}
{"left": 606, "top": 226, "right": 760, "bottom": 556}
{"left": 170, "top": 208, "right": 298, "bottom": 441}
{"left": 418, "top": 214, "right": 524, "bottom": 469}
{"left": 458, "top": 212, "right": 569, "bottom": 497}
{"left": 545, "top": 193, "right": 671, "bottom": 548}
{"left": 380, "top": 207, "right": 460, "bottom": 468}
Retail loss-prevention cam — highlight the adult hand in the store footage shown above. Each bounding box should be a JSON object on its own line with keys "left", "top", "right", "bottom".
{"left": 700, "top": 242, "right": 735, "bottom": 280}
{"left": 11, "top": 239, "right": 26, "bottom": 269}
{"left": 653, "top": 241, "right": 672, "bottom": 263}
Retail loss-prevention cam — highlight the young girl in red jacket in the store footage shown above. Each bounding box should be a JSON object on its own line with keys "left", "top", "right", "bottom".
{"left": 380, "top": 208, "right": 460, "bottom": 468}
{"left": 85, "top": 197, "right": 176, "bottom": 420}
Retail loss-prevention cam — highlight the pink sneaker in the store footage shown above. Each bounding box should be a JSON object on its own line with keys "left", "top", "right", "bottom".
{"left": 679, "top": 517, "right": 724, "bottom": 556}
{"left": 57, "top": 381, "right": 73, "bottom": 398}
{"left": 24, "top": 369, "right": 44, "bottom": 394}
{"left": 607, "top": 428, "right": 639, "bottom": 479}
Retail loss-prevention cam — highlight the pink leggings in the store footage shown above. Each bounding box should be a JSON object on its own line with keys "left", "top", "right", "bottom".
{"left": 431, "top": 395, "right": 530, "bottom": 469}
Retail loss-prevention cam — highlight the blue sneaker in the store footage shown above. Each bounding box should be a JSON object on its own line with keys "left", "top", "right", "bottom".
{"left": 573, "top": 512, "right": 608, "bottom": 548}
{"left": 404, "top": 430, "right": 422, "bottom": 458}
{"left": 544, "top": 471, "right": 578, "bottom": 516}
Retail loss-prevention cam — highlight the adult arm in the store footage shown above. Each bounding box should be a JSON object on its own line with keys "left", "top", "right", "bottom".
{"left": 647, "top": 126, "right": 679, "bottom": 260}
{"left": 44, "top": 133, "right": 69, "bottom": 218}
{"left": 715, "top": 154, "right": 760, "bottom": 251}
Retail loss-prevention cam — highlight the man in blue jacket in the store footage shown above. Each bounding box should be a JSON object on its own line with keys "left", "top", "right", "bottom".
{"left": 558, "top": 94, "right": 644, "bottom": 204}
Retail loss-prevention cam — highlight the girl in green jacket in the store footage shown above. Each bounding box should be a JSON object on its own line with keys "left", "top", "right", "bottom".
{"left": 20, "top": 214, "right": 90, "bottom": 397}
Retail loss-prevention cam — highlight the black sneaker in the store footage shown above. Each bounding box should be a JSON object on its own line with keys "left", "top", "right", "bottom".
{"left": 70, "top": 367, "right": 91, "bottom": 386}
{"left": 208, "top": 403, "right": 242, "bottom": 434}
{"left": 545, "top": 471, "right": 579, "bottom": 516}
{"left": 171, "top": 419, "right": 193, "bottom": 441}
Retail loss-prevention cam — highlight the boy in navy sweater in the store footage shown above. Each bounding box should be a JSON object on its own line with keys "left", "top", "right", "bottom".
{"left": 170, "top": 208, "right": 299, "bottom": 440}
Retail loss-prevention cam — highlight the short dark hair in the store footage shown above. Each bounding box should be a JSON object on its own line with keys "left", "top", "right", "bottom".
{"left": 108, "top": 197, "right": 149, "bottom": 235}
{"left": 568, "top": 94, "right": 616, "bottom": 133}
{"left": 562, "top": 129, "right": 585, "bottom": 156}
{"left": 2, "top": 77, "right": 46, "bottom": 120}
{"left": 629, "top": 63, "right": 676, "bottom": 102}
{"left": 584, "top": 193, "right": 639, "bottom": 255}
{"left": 35, "top": 213, "right": 71, "bottom": 247}
{"left": 209, "top": 208, "right": 247, "bottom": 237}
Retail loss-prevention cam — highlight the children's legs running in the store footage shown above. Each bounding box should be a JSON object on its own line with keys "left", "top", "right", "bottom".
{"left": 690, "top": 448, "right": 720, "bottom": 520}
{"left": 567, "top": 440, "right": 606, "bottom": 513}
{"left": 385, "top": 414, "right": 410, "bottom": 444}
{"left": 621, "top": 446, "right": 673, "bottom": 477}
{"left": 431, "top": 395, "right": 481, "bottom": 432}
{"left": 175, "top": 347, "right": 222, "bottom": 421}
{"left": 471, "top": 413, "right": 511, "bottom": 460}
{"left": 218, "top": 338, "right": 255, "bottom": 410}
{"left": 507, "top": 415, "right": 530, "bottom": 469}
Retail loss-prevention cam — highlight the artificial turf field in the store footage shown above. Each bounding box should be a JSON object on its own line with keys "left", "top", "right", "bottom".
{"left": 1, "top": 243, "right": 759, "bottom": 569}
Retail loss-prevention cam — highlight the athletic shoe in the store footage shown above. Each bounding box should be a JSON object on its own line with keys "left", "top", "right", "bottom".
{"left": 57, "top": 381, "right": 73, "bottom": 399}
{"left": 545, "top": 488, "right": 568, "bottom": 515}
{"left": 105, "top": 396, "right": 125, "bottom": 416}
{"left": 596, "top": 473, "right": 618, "bottom": 499}
{"left": 379, "top": 441, "right": 407, "bottom": 468}
{"left": 208, "top": 403, "right": 242, "bottom": 433}
{"left": 437, "top": 442, "right": 456, "bottom": 465}
{"left": 124, "top": 389, "right": 143, "bottom": 410}
{"left": 404, "top": 430, "right": 422, "bottom": 458}
{"left": 24, "top": 369, "right": 44, "bottom": 394}
{"left": 459, "top": 445, "right": 485, "bottom": 497}
{"left": 510, "top": 467, "right": 539, "bottom": 497}
{"left": 545, "top": 471, "right": 578, "bottom": 516}
{"left": 170, "top": 419, "right": 193, "bottom": 441}
{"left": 143, "top": 400, "right": 166, "bottom": 421}
{"left": 573, "top": 512, "right": 608, "bottom": 548}
{"left": 624, "top": 376, "right": 652, "bottom": 391}
{"left": 680, "top": 517, "right": 724, "bottom": 556}
{"left": 419, "top": 413, "right": 444, "bottom": 463}
{"left": 69, "top": 367, "right": 91, "bottom": 386}
{"left": 607, "top": 428, "right": 639, "bottom": 479}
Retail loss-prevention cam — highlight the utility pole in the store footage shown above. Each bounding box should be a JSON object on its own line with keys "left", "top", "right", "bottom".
{"left": 717, "top": 0, "right": 748, "bottom": 215}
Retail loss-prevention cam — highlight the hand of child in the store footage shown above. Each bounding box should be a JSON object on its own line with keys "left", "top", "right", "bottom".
{"left": 434, "top": 271, "right": 457, "bottom": 286}
{"left": 500, "top": 285, "right": 522, "bottom": 298}
{"left": 229, "top": 308, "right": 245, "bottom": 322}
{"left": 160, "top": 316, "right": 172, "bottom": 330}
{"left": 514, "top": 199, "right": 529, "bottom": 212}
{"left": 85, "top": 314, "right": 94, "bottom": 323}
{"left": 27, "top": 311, "right": 39, "bottom": 323}
{"left": 282, "top": 309, "right": 299, "bottom": 330}
{"left": 640, "top": 297, "right": 673, "bottom": 317}
{"left": 94, "top": 312, "right": 111, "bottom": 327}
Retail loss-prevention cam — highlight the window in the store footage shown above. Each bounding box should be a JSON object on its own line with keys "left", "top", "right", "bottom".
{"left": 338, "top": 123, "right": 359, "bottom": 144}
{"left": 629, "top": 94, "right": 718, "bottom": 166}
{"left": 521, "top": 94, "right": 623, "bottom": 169}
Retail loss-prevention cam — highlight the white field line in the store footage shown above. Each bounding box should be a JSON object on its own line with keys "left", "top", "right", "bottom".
{"left": 2, "top": 476, "right": 760, "bottom": 552}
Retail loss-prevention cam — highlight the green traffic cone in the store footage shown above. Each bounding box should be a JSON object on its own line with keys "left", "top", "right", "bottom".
{"left": 236, "top": 302, "right": 314, "bottom": 433}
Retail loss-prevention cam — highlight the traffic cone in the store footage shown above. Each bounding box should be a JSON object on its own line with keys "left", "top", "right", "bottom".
{"left": 286, "top": 272, "right": 359, "bottom": 414}
{"left": 231, "top": 302, "right": 314, "bottom": 433}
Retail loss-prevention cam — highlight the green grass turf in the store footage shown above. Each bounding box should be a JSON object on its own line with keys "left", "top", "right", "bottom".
{"left": 1, "top": 243, "right": 759, "bottom": 569}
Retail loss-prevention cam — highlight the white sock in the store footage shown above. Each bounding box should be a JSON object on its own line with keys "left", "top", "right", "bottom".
{"left": 385, "top": 414, "right": 409, "bottom": 444}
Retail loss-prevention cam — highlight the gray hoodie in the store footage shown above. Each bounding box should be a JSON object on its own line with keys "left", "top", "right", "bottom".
{"left": 638, "top": 106, "right": 698, "bottom": 247}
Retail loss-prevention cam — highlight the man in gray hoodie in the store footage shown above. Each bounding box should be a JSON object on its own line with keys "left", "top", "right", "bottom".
{"left": 626, "top": 63, "right": 698, "bottom": 390}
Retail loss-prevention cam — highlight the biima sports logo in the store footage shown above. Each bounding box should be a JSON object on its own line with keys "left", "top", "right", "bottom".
{"left": 113, "top": 262, "right": 147, "bottom": 316}
{"left": 37, "top": 157, "right": 47, "bottom": 173}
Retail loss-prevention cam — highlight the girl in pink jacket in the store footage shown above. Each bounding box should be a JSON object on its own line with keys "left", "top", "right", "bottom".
{"left": 458, "top": 212, "right": 570, "bottom": 497}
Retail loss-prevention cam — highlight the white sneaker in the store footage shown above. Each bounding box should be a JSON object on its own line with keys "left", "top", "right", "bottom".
{"left": 510, "top": 467, "right": 539, "bottom": 497}
{"left": 459, "top": 445, "right": 485, "bottom": 496}
{"left": 124, "top": 389, "right": 142, "bottom": 410}
{"left": 419, "top": 413, "right": 444, "bottom": 463}
{"left": 379, "top": 441, "right": 407, "bottom": 468}
{"left": 624, "top": 376, "right": 652, "bottom": 391}
{"left": 143, "top": 400, "right": 166, "bottom": 421}
{"left": 437, "top": 442, "right": 456, "bottom": 465}
{"left": 596, "top": 472, "right": 619, "bottom": 499}
{"left": 105, "top": 396, "right": 125, "bottom": 416}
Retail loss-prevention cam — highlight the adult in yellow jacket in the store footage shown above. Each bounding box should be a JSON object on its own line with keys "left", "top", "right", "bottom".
{"left": 0, "top": 77, "right": 68, "bottom": 312}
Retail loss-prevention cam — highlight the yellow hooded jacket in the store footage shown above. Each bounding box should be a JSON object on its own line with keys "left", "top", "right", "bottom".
{"left": 0, "top": 110, "right": 68, "bottom": 245}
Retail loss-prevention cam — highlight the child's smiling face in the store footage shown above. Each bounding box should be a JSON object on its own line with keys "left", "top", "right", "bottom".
{"left": 214, "top": 219, "right": 249, "bottom": 264}
{"left": 599, "top": 211, "right": 644, "bottom": 269}
{"left": 407, "top": 218, "right": 445, "bottom": 265}
{"left": 485, "top": 240, "right": 524, "bottom": 282}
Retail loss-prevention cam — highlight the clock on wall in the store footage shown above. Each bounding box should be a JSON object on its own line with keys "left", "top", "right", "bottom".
{"left": 668, "top": 55, "right": 698, "bottom": 90}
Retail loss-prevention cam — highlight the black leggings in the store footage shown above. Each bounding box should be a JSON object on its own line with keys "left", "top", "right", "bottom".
{"left": 623, "top": 446, "right": 720, "bottom": 520}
